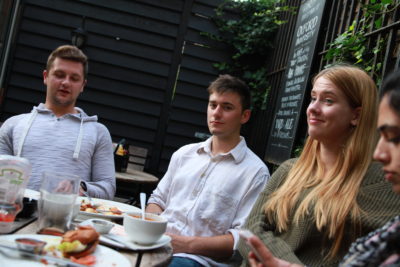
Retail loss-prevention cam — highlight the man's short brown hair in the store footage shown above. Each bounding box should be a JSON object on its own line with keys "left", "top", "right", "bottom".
{"left": 207, "top": 74, "right": 251, "bottom": 111}
{"left": 46, "top": 45, "right": 88, "bottom": 79}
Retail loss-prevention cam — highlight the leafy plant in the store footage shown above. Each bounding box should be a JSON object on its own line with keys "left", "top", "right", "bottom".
{"left": 207, "top": 0, "right": 294, "bottom": 110}
{"left": 325, "top": 0, "right": 397, "bottom": 84}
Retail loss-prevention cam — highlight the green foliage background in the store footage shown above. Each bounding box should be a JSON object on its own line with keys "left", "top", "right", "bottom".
{"left": 207, "top": 0, "right": 294, "bottom": 110}
{"left": 325, "top": 0, "right": 397, "bottom": 85}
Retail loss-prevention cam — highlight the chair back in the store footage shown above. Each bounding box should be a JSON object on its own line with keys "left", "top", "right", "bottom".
{"left": 127, "top": 145, "right": 148, "bottom": 171}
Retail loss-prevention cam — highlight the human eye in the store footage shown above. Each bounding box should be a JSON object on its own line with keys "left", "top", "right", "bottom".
{"left": 380, "top": 126, "right": 400, "bottom": 145}
{"left": 310, "top": 96, "right": 316, "bottom": 103}
{"left": 209, "top": 102, "right": 217, "bottom": 109}
{"left": 70, "top": 75, "right": 81, "bottom": 82}
{"left": 223, "top": 105, "right": 234, "bottom": 111}
{"left": 386, "top": 133, "right": 400, "bottom": 145}
{"left": 389, "top": 136, "right": 400, "bottom": 144}
{"left": 53, "top": 71, "right": 64, "bottom": 79}
{"left": 323, "top": 98, "right": 334, "bottom": 104}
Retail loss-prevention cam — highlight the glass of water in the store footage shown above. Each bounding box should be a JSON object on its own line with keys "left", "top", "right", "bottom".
{"left": 37, "top": 172, "right": 79, "bottom": 234}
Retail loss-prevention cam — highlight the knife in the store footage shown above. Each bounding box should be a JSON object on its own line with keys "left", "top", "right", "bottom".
{"left": 0, "top": 242, "right": 88, "bottom": 267}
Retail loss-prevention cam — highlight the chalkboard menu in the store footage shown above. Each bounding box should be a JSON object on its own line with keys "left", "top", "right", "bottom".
{"left": 265, "top": 0, "right": 326, "bottom": 164}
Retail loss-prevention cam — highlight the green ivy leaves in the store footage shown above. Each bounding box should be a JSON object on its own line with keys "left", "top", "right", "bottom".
{"left": 208, "top": 0, "right": 294, "bottom": 110}
{"left": 325, "top": 1, "right": 397, "bottom": 85}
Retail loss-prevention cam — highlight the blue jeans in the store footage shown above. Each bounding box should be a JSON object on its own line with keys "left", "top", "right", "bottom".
{"left": 168, "top": 256, "right": 203, "bottom": 267}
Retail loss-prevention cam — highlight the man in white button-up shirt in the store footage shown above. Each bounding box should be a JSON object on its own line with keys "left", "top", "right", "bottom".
{"left": 147, "top": 74, "right": 270, "bottom": 267}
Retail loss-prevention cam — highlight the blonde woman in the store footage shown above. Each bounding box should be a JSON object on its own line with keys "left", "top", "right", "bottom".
{"left": 238, "top": 65, "right": 400, "bottom": 266}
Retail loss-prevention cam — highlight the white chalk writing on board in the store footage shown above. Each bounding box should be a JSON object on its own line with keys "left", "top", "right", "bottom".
{"left": 265, "top": 0, "right": 327, "bottom": 163}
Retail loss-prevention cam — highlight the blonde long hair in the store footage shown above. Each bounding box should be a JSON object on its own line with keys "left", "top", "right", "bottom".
{"left": 264, "top": 65, "right": 378, "bottom": 258}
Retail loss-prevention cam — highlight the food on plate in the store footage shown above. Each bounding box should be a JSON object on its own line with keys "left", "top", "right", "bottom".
{"left": 80, "top": 199, "right": 123, "bottom": 215}
{"left": 129, "top": 214, "right": 155, "bottom": 221}
{"left": 15, "top": 238, "right": 46, "bottom": 254}
{"left": 37, "top": 227, "right": 64, "bottom": 236}
{"left": 58, "top": 225, "right": 99, "bottom": 259}
{"left": 71, "top": 254, "right": 97, "bottom": 265}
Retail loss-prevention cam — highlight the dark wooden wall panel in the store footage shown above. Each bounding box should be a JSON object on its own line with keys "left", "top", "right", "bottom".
{"left": 1, "top": 0, "right": 185, "bottom": 176}
{"left": 88, "top": 77, "right": 165, "bottom": 103}
{"left": 1, "top": 0, "right": 236, "bottom": 177}
{"left": 157, "top": 0, "right": 227, "bottom": 173}
{"left": 175, "top": 81, "right": 208, "bottom": 99}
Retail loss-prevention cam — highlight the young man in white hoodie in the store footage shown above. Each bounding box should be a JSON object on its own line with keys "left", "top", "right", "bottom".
{"left": 0, "top": 45, "right": 115, "bottom": 199}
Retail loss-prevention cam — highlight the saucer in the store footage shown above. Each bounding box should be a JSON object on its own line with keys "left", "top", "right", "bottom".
{"left": 103, "top": 234, "right": 171, "bottom": 251}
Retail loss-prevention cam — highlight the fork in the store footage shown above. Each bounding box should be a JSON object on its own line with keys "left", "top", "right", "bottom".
{"left": 81, "top": 190, "right": 95, "bottom": 207}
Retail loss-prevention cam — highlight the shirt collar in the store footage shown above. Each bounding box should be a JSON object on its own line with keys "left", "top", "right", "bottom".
{"left": 197, "top": 136, "right": 247, "bottom": 164}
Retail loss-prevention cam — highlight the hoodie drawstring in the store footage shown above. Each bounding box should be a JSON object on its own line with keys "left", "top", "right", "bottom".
{"left": 73, "top": 116, "right": 84, "bottom": 159}
{"left": 17, "top": 109, "right": 38, "bottom": 157}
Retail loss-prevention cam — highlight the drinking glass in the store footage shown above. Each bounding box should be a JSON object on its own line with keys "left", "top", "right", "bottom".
{"left": 0, "top": 155, "right": 31, "bottom": 233}
{"left": 37, "top": 172, "right": 79, "bottom": 234}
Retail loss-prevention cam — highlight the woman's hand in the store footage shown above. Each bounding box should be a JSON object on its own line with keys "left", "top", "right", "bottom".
{"left": 247, "top": 235, "right": 303, "bottom": 267}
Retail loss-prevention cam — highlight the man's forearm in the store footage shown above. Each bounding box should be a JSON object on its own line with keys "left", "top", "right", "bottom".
{"left": 170, "top": 233, "right": 234, "bottom": 260}
{"left": 146, "top": 203, "right": 163, "bottom": 214}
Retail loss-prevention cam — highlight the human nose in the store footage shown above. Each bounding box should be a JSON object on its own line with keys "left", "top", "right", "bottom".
{"left": 61, "top": 76, "right": 71, "bottom": 86}
{"left": 212, "top": 105, "right": 223, "bottom": 117}
{"left": 373, "top": 137, "right": 390, "bottom": 164}
{"left": 307, "top": 100, "right": 320, "bottom": 114}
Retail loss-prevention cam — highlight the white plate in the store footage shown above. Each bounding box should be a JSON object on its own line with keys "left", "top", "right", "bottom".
{"left": 0, "top": 234, "right": 131, "bottom": 267}
{"left": 78, "top": 197, "right": 141, "bottom": 219}
{"left": 79, "top": 219, "right": 171, "bottom": 251}
{"left": 102, "top": 234, "right": 171, "bottom": 251}
{"left": 24, "top": 189, "right": 40, "bottom": 200}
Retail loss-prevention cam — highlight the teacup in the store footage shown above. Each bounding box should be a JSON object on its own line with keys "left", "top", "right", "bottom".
{"left": 123, "top": 212, "right": 167, "bottom": 245}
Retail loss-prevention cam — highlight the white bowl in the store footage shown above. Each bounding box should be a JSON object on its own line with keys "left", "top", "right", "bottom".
{"left": 123, "top": 212, "right": 167, "bottom": 245}
{"left": 91, "top": 219, "right": 114, "bottom": 234}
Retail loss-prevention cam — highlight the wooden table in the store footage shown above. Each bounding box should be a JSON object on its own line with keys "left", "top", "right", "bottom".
{"left": 115, "top": 169, "right": 159, "bottom": 205}
{"left": 115, "top": 169, "right": 159, "bottom": 184}
{"left": 13, "top": 219, "right": 172, "bottom": 267}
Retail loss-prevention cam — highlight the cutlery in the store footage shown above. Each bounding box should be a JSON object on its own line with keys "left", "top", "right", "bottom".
{"left": 0, "top": 241, "right": 87, "bottom": 267}
{"left": 81, "top": 190, "right": 95, "bottom": 207}
{"left": 140, "top": 192, "right": 146, "bottom": 220}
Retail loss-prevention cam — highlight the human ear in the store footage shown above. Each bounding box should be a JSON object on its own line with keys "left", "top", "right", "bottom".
{"left": 241, "top": 109, "right": 251, "bottom": 124}
{"left": 350, "top": 107, "right": 361, "bottom": 126}
{"left": 80, "top": 79, "right": 87, "bottom": 93}
{"left": 43, "top": 70, "right": 48, "bottom": 85}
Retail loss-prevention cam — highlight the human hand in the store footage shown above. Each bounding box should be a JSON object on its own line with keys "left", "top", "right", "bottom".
{"left": 165, "top": 233, "right": 193, "bottom": 254}
{"left": 247, "top": 235, "right": 302, "bottom": 267}
{"left": 54, "top": 179, "right": 74, "bottom": 193}
{"left": 79, "top": 186, "right": 86, "bottom": 196}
